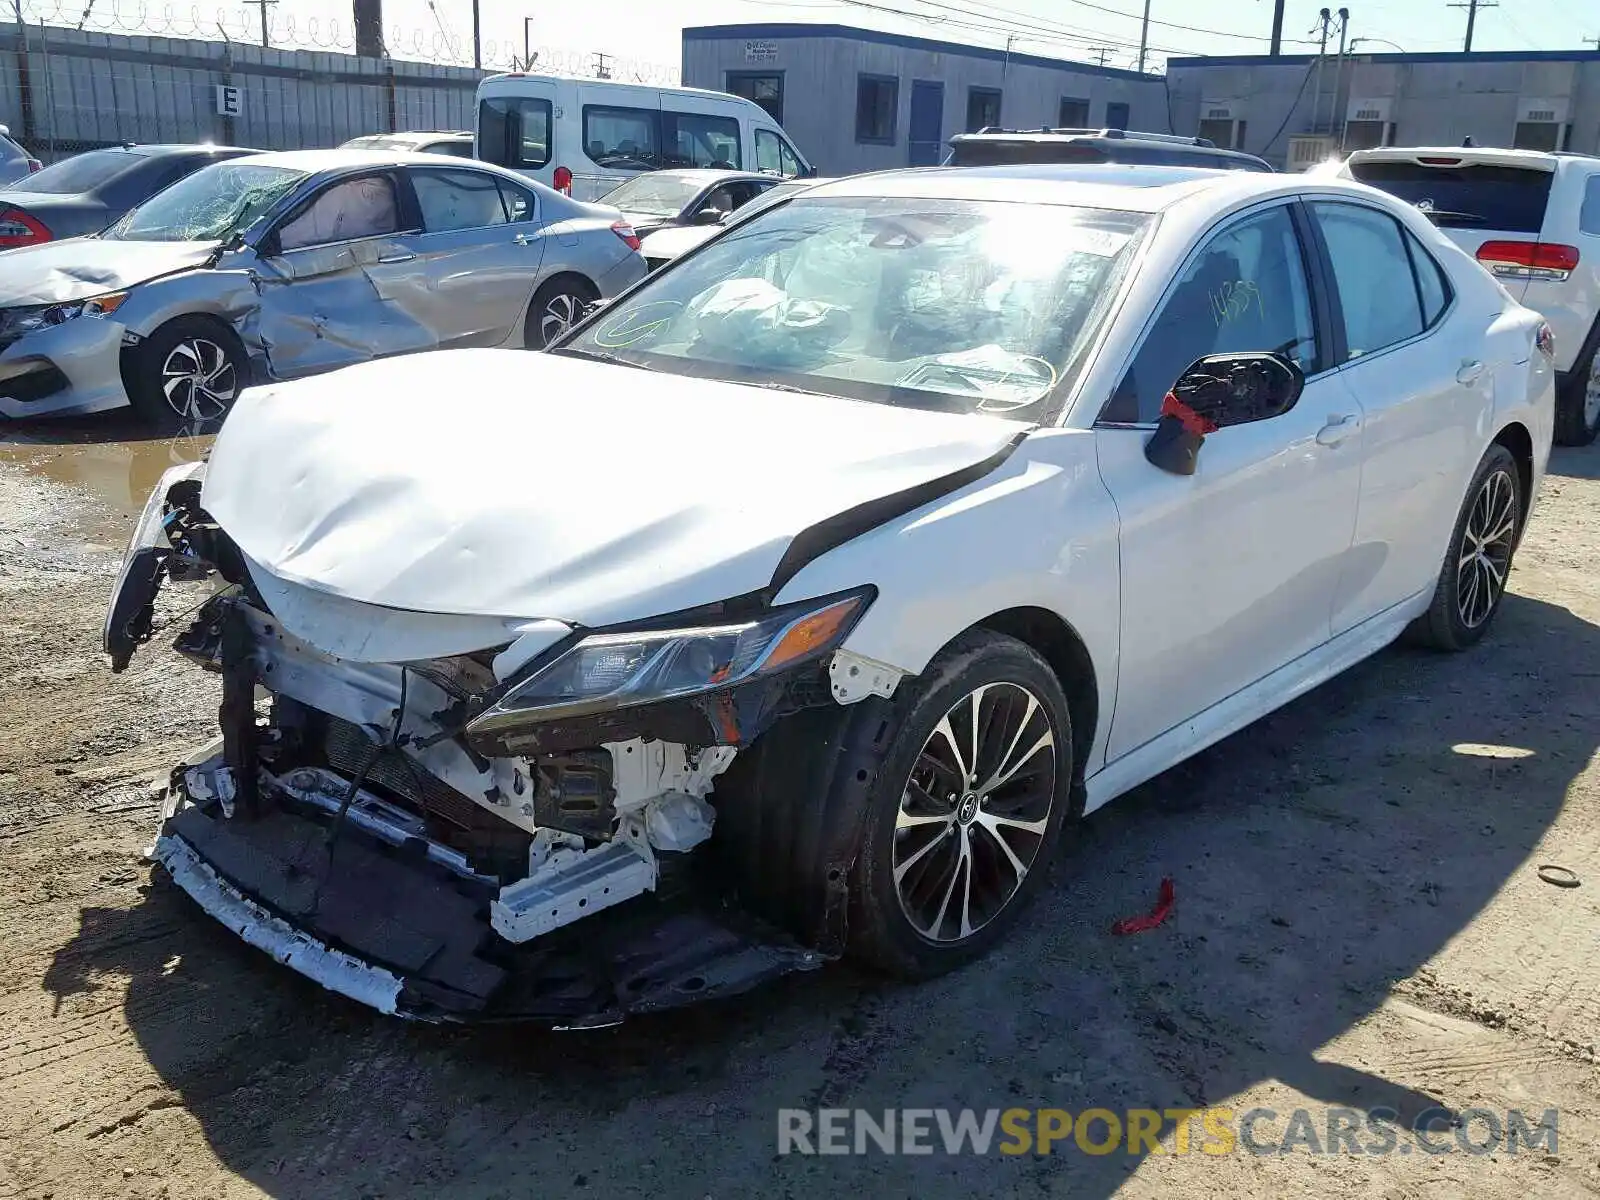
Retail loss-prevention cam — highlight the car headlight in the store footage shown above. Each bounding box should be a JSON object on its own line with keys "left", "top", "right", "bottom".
{"left": 471, "top": 590, "right": 871, "bottom": 730}
{"left": 1, "top": 291, "right": 128, "bottom": 339}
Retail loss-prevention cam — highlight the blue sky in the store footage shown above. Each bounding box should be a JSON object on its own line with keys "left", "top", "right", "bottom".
{"left": 47, "top": 0, "right": 1593, "bottom": 74}
{"left": 435, "top": 0, "right": 1592, "bottom": 74}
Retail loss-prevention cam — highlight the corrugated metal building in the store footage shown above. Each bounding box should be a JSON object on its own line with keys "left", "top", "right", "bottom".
{"left": 681, "top": 23, "right": 1165, "bottom": 175}
{"left": 1166, "top": 50, "right": 1600, "bottom": 169}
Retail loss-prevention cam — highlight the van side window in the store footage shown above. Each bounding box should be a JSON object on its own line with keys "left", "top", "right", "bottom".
{"left": 662, "top": 111, "right": 742, "bottom": 169}
{"left": 477, "top": 97, "right": 551, "bottom": 170}
{"left": 755, "top": 128, "right": 803, "bottom": 178}
{"left": 583, "top": 106, "right": 660, "bottom": 170}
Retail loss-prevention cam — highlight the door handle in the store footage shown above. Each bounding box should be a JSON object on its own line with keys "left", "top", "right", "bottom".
{"left": 513, "top": 232, "right": 532, "bottom": 246}
{"left": 1315, "top": 413, "right": 1359, "bottom": 448}
{"left": 377, "top": 250, "right": 416, "bottom": 264}
{"left": 1457, "top": 358, "right": 1486, "bottom": 386}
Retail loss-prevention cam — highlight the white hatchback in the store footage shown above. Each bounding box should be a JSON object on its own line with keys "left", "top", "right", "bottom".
{"left": 106, "top": 165, "right": 1553, "bottom": 1023}
{"left": 1344, "top": 145, "right": 1600, "bottom": 445}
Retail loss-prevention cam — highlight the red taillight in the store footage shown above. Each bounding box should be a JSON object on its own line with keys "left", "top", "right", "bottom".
{"left": 25, "top": 158, "right": 40, "bottom": 173}
{"left": 1477, "top": 240, "right": 1579, "bottom": 285}
{"left": 1477, "top": 240, "right": 1580, "bottom": 273}
{"left": 1417, "top": 156, "right": 1462, "bottom": 166}
{"left": 552, "top": 165, "right": 572, "bottom": 195}
{"left": 611, "top": 219, "right": 641, "bottom": 252}
{"left": 0, "top": 207, "right": 51, "bottom": 248}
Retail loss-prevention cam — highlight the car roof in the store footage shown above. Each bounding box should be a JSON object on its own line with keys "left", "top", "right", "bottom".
{"left": 805, "top": 164, "right": 1297, "bottom": 212}
{"left": 233, "top": 147, "right": 496, "bottom": 172}
{"left": 349, "top": 131, "right": 472, "bottom": 142}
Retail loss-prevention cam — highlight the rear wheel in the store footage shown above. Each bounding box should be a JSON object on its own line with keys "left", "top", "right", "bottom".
{"left": 1556, "top": 343, "right": 1600, "bottom": 446}
{"left": 1410, "top": 443, "right": 1522, "bottom": 650}
{"left": 523, "top": 277, "right": 598, "bottom": 349}
{"left": 123, "top": 316, "right": 247, "bottom": 431}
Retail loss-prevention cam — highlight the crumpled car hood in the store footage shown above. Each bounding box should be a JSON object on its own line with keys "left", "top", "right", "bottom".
{"left": 202, "top": 348, "right": 1025, "bottom": 628}
{"left": 0, "top": 239, "right": 216, "bottom": 306}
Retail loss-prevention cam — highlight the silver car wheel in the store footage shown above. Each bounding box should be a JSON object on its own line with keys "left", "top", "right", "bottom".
{"left": 1457, "top": 467, "right": 1517, "bottom": 629}
{"left": 892, "top": 682, "right": 1057, "bottom": 943}
{"left": 160, "top": 337, "right": 237, "bottom": 421}
{"left": 539, "top": 292, "right": 585, "bottom": 345}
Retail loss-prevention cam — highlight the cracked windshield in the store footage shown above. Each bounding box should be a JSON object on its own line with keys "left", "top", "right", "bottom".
{"left": 102, "top": 162, "right": 307, "bottom": 242}
{"left": 565, "top": 196, "right": 1148, "bottom": 418}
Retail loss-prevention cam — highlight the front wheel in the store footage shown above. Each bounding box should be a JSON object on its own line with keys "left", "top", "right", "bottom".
{"left": 848, "top": 631, "right": 1074, "bottom": 978}
{"left": 523, "top": 277, "right": 598, "bottom": 350}
{"left": 122, "top": 316, "right": 247, "bottom": 431}
{"left": 1410, "top": 443, "right": 1522, "bottom": 650}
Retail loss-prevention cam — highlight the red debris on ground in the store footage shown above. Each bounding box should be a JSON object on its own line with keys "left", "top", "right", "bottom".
{"left": 1111, "top": 877, "right": 1175, "bottom": 935}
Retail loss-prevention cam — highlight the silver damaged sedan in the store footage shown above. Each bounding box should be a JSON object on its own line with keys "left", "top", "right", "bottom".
{"left": 0, "top": 149, "right": 647, "bottom": 426}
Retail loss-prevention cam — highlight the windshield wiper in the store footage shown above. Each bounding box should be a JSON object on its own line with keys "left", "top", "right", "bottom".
{"left": 1418, "top": 209, "right": 1486, "bottom": 224}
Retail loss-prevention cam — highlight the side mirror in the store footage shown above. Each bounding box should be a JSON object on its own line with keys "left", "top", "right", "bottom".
{"left": 1144, "top": 353, "right": 1305, "bottom": 476}
{"left": 692, "top": 207, "right": 728, "bottom": 226}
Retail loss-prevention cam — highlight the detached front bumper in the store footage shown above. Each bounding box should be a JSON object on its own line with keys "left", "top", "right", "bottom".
{"left": 0, "top": 315, "right": 132, "bottom": 418}
{"left": 154, "top": 756, "right": 822, "bottom": 1025}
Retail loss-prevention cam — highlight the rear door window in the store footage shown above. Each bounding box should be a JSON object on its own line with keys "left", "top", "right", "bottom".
{"left": 1311, "top": 202, "right": 1426, "bottom": 360}
{"left": 1346, "top": 160, "right": 1553, "bottom": 233}
{"left": 583, "top": 106, "right": 660, "bottom": 170}
{"left": 478, "top": 97, "right": 552, "bottom": 170}
{"left": 662, "top": 111, "right": 741, "bottom": 168}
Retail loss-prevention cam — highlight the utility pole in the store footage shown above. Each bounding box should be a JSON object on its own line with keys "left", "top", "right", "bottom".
{"left": 1447, "top": 0, "right": 1496, "bottom": 52}
{"left": 1311, "top": 8, "right": 1332, "bottom": 134}
{"left": 1137, "top": 0, "right": 1152, "bottom": 72}
{"left": 1269, "top": 0, "right": 1286, "bottom": 55}
{"left": 246, "top": 0, "right": 275, "bottom": 47}
{"left": 595, "top": 51, "right": 612, "bottom": 79}
{"left": 1088, "top": 45, "right": 1114, "bottom": 67}
{"left": 470, "top": 0, "right": 480, "bottom": 68}
{"left": 522, "top": 16, "right": 534, "bottom": 71}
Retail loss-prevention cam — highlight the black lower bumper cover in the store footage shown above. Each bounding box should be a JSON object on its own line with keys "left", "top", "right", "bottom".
{"left": 165, "top": 803, "right": 822, "bottom": 1025}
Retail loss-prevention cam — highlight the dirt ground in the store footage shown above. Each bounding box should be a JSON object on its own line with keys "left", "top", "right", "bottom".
{"left": 0, "top": 420, "right": 1598, "bottom": 1200}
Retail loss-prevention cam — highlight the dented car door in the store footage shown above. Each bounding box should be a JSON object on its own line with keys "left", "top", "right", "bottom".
{"left": 249, "top": 169, "right": 439, "bottom": 378}
{"left": 403, "top": 166, "right": 547, "bottom": 347}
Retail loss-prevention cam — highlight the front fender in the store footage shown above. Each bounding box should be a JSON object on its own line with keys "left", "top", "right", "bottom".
{"left": 118, "top": 268, "right": 261, "bottom": 344}
{"left": 772, "top": 428, "right": 1122, "bottom": 775}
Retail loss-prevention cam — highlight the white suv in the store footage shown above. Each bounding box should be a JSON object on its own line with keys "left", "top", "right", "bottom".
{"left": 1344, "top": 145, "right": 1600, "bottom": 445}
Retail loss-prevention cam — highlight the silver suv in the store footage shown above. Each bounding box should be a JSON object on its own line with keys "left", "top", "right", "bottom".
{"left": 1344, "top": 145, "right": 1600, "bottom": 445}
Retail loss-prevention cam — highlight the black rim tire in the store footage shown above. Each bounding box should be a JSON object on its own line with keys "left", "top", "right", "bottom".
{"left": 1410, "top": 443, "right": 1522, "bottom": 651}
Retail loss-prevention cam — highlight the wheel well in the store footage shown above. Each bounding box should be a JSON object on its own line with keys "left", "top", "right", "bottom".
{"left": 1492, "top": 421, "right": 1534, "bottom": 536}
{"left": 972, "top": 607, "right": 1097, "bottom": 786}
{"left": 535, "top": 271, "right": 598, "bottom": 300}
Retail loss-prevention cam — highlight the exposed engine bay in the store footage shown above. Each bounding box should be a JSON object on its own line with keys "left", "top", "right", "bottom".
{"left": 110, "top": 464, "right": 903, "bottom": 1025}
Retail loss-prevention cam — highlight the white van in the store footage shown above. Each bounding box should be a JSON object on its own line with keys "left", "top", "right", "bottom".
{"left": 474, "top": 73, "right": 814, "bottom": 201}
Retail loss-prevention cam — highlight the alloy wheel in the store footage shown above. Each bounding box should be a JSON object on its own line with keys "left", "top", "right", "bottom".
{"left": 1586, "top": 355, "right": 1600, "bottom": 431}
{"left": 892, "top": 682, "right": 1057, "bottom": 943}
{"left": 539, "top": 292, "right": 585, "bottom": 345}
{"left": 160, "top": 337, "right": 237, "bottom": 421}
{"left": 1457, "top": 467, "right": 1517, "bottom": 629}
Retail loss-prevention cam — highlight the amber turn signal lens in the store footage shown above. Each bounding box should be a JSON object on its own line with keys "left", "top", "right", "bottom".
{"left": 761, "top": 596, "right": 864, "bottom": 672}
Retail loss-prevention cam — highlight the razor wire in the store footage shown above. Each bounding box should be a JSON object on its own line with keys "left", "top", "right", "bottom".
{"left": 6, "top": 0, "right": 680, "bottom": 79}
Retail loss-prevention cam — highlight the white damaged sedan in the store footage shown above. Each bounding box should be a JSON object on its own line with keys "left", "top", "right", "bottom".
{"left": 106, "top": 165, "right": 1554, "bottom": 1023}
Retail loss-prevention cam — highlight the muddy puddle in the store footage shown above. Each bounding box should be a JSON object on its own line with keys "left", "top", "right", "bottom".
{"left": 0, "top": 415, "right": 215, "bottom": 545}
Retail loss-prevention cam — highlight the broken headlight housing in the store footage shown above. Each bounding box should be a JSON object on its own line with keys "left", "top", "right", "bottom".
{"left": 471, "top": 590, "right": 871, "bottom": 729}
{"left": 0, "top": 291, "right": 128, "bottom": 342}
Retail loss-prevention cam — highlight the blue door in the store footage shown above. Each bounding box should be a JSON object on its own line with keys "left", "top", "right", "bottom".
{"left": 908, "top": 80, "right": 944, "bottom": 166}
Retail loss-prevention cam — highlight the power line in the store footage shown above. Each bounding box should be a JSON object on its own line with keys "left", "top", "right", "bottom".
{"left": 954, "top": 0, "right": 1323, "bottom": 45}
{"left": 826, "top": 0, "right": 1210, "bottom": 58}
